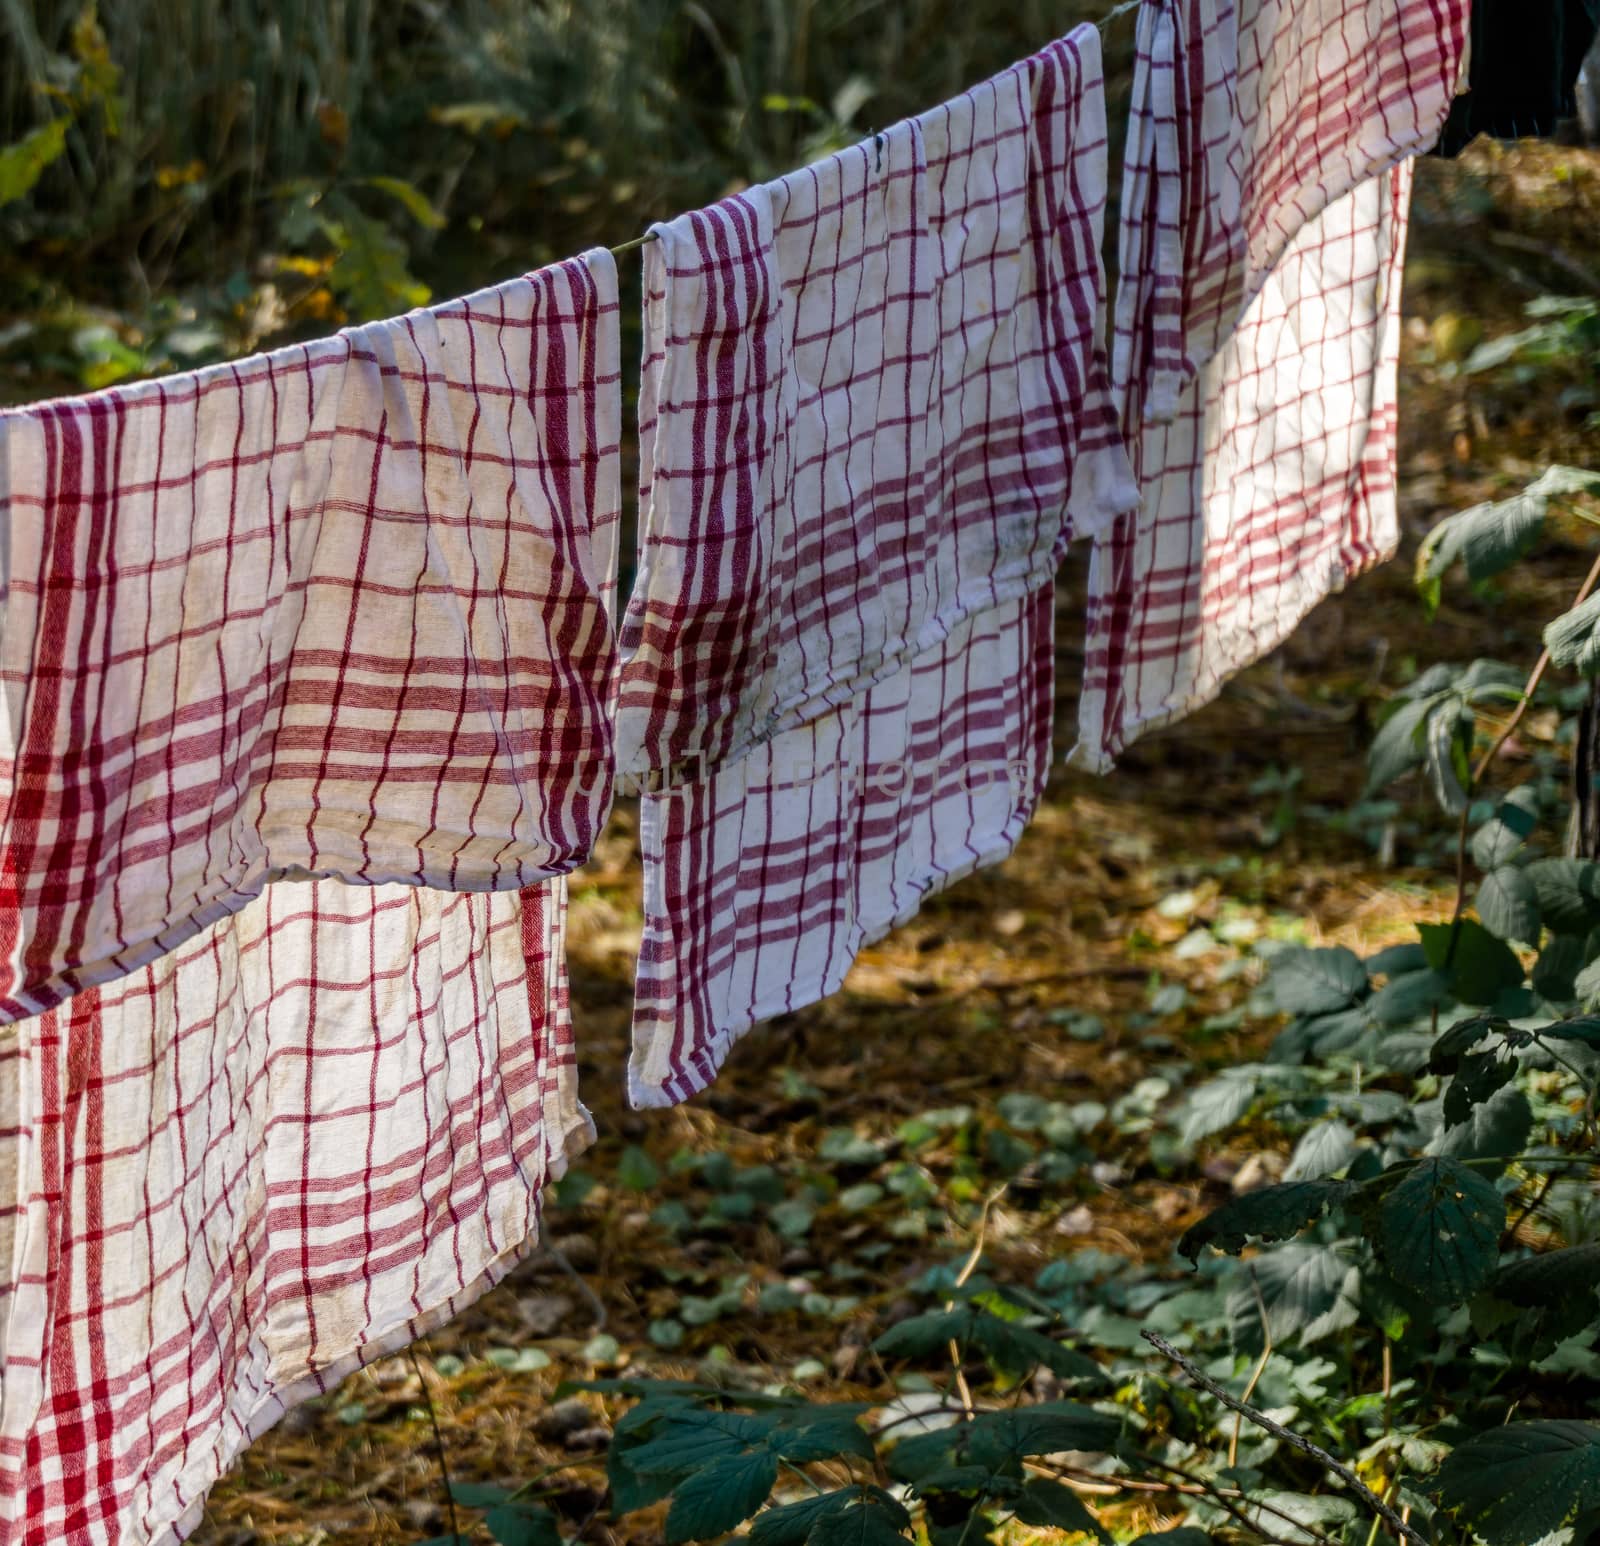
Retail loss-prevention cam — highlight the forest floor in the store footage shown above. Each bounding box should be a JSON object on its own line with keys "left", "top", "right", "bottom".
{"left": 187, "top": 141, "right": 1600, "bottom": 1546}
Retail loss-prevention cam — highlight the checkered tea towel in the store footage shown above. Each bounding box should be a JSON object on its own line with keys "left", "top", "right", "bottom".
{"left": 630, "top": 586, "right": 1055, "bottom": 1106}
{"left": 0, "top": 252, "right": 621, "bottom": 1025}
{"left": 1077, "top": 162, "right": 1412, "bottom": 770}
{"left": 0, "top": 876, "right": 589, "bottom": 1546}
{"left": 618, "top": 26, "right": 1134, "bottom": 1106}
{"left": 1110, "top": 0, "right": 1468, "bottom": 425}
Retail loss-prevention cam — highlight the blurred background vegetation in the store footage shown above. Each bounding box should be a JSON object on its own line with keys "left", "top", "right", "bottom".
{"left": 0, "top": 0, "right": 1129, "bottom": 405}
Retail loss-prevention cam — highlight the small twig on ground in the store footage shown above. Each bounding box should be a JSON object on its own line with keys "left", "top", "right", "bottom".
{"left": 946, "top": 1186, "right": 1007, "bottom": 1417}
{"left": 408, "top": 1346, "right": 461, "bottom": 1545}
{"left": 1141, "top": 1330, "right": 1430, "bottom": 1546}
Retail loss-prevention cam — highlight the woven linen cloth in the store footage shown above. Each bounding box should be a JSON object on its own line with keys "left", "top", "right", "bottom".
{"left": 1077, "top": 162, "right": 1412, "bottom": 771}
{"left": 0, "top": 877, "right": 590, "bottom": 1546}
{"left": 618, "top": 26, "right": 1135, "bottom": 1107}
{"left": 0, "top": 251, "right": 621, "bottom": 1024}
{"left": 1074, "top": 0, "right": 1468, "bottom": 771}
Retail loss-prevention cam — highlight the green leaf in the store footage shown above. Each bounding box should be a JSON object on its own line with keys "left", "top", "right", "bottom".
{"left": 751, "top": 1488, "right": 907, "bottom": 1546}
{"left": 1366, "top": 696, "right": 1437, "bottom": 793}
{"left": 1435, "top": 1420, "right": 1600, "bottom": 1544}
{"left": 1230, "top": 1243, "right": 1360, "bottom": 1353}
{"left": 873, "top": 1307, "right": 1102, "bottom": 1384}
{"left": 1283, "top": 1119, "right": 1359, "bottom": 1181}
{"left": 451, "top": 1483, "right": 514, "bottom": 1507}
{"left": 1269, "top": 947, "right": 1368, "bottom": 1015}
{"left": 1423, "top": 703, "right": 1473, "bottom": 815}
{"left": 1419, "top": 920, "right": 1525, "bottom": 1006}
{"left": 1526, "top": 859, "right": 1600, "bottom": 935}
{"left": 665, "top": 1450, "right": 780, "bottom": 1543}
{"left": 1471, "top": 788, "right": 1541, "bottom": 869}
{"left": 618, "top": 1145, "right": 660, "bottom": 1191}
{"left": 1548, "top": 591, "right": 1600, "bottom": 676}
{"left": 1366, "top": 969, "right": 1452, "bottom": 1027}
{"left": 1441, "top": 1050, "right": 1516, "bottom": 1126}
{"left": 485, "top": 1504, "right": 562, "bottom": 1546}
{"left": 1178, "top": 1181, "right": 1355, "bottom": 1263}
{"left": 1177, "top": 1073, "right": 1258, "bottom": 1145}
{"left": 1476, "top": 865, "right": 1541, "bottom": 945}
{"left": 630, "top": 1411, "right": 776, "bottom": 1476}
{"left": 0, "top": 118, "right": 70, "bottom": 207}
{"left": 1428, "top": 1013, "right": 1510, "bottom": 1073}
{"left": 775, "top": 1411, "right": 876, "bottom": 1463}
{"left": 1012, "top": 1478, "right": 1111, "bottom": 1543}
{"left": 1429, "top": 1083, "right": 1533, "bottom": 1169}
{"left": 1129, "top": 1533, "right": 1214, "bottom": 1546}
{"left": 1539, "top": 1014, "right": 1600, "bottom": 1048}
{"left": 1369, "top": 1157, "right": 1504, "bottom": 1303}
{"left": 1418, "top": 468, "right": 1598, "bottom": 588}
{"left": 1533, "top": 934, "right": 1585, "bottom": 1000}
{"left": 362, "top": 174, "right": 448, "bottom": 228}
{"left": 806, "top": 1497, "right": 913, "bottom": 1546}
{"left": 962, "top": 1404, "right": 1122, "bottom": 1467}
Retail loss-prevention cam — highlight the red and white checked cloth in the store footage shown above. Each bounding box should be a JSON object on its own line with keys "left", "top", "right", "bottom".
{"left": 1075, "top": 0, "right": 1468, "bottom": 770}
{"left": 618, "top": 27, "right": 1135, "bottom": 1107}
{"left": 0, "top": 877, "right": 589, "bottom": 1546}
{"left": 1078, "top": 163, "right": 1412, "bottom": 770}
{"left": 0, "top": 253, "right": 621, "bottom": 1024}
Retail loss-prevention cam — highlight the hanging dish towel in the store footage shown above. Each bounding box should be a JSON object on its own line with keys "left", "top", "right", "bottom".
{"left": 1076, "top": 0, "right": 1468, "bottom": 771}
{"left": 618, "top": 26, "right": 1135, "bottom": 1107}
{"left": 0, "top": 253, "right": 621, "bottom": 1023}
{"left": 0, "top": 878, "right": 590, "bottom": 1546}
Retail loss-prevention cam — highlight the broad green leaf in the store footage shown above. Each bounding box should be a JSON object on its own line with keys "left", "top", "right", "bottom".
{"left": 485, "top": 1503, "right": 562, "bottom": 1546}
{"left": 1470, "top": 788, "right": 1541, "bottom": 869}
{"left": 963, "top": 1404, "right": 1122, "bottom": 1467}
{"left": 775, "top": 1410, "right": 877, "bottom": 1463}
{"left": 1283, "top": 1119, "right": 1359, "bottom": 1181}
{"left": 1548, "top": 592, "right": 1600, "bottom": 676}
{"left": 1533, "top": 933, "right": 1585, "bottom": 1000}
{"left": 1489, "top": 1244, "right": 1600, "bottom": 1315}
{"left": 1366, "top": 968, "right": 1452, "bottom": 1027}
{"left": 1539, "top": 1014, "right": 1600, "bottom": 1049}
{"left": 451, "top": 1483, "right": 514, "bottom": 1506}
{"left": 1178, "top": 1180, "right": 1355, "bottom": 1263}
{"left": 1476, "top": 865, "right": 1541, "bottom": 944}
{"left": 0, "top": 118, "right": 69, "bottom": 207}
{"left": 1525, "top": 858, "right": 1600, "bottom": 935}
{"left": 665, "top": 1450, "right": 779, "bottom": 1543}
{"left": 1367, "top": 941, "right": 1431, "bottom": 977}
{"left": 1012, "top": 1478, "right": 1111, "bottom": 1543}
{"left": 1366, "top": 696, "right": 1437, "bottom": 793}
{"left": 1435, "top": 1420, "right": 1600, "bottom": 1545}
{"left": 1429, "top": 1083, "right": 1533, "bottom": 1172}
{"left": 806, "top": 1497, "right": 914, "bottom": 1546}
{"left": 1419, "top": 920, "right": 1525, "bottom": 1005}
{"left": 629, "top": 1411, "right": 776, "bottom": 1475}
{"left": 1418, "top": 467, "right": 1598, "bottom": 589}
{"left": 1269, "top": 946, "right": 1368, "bottom": 1015}
{"left": 1441, "top": 1050, "right": 1516, "bottom": 1126}
{"left": 1130, "top": 1532, "right": 1214, "bottom": 1546}
{"left": 1229, "top": 1243, "right": 1360, "bottom": 1353}
{"left": 1424, "top": 703, "right": 1473, "bottom": 815}
{"left": 1370, "top": 1157, "right": 1504, "bottom": 1303}
{"left": 751, "top": 1489, "right": 908, "bottom": 1546}
{"left": 873, "top": 1307, "right": 1102, "bottom": 1384}
{"left": 818, "top": 1129, "right": 885, "bottom": 1166}
{"left": 1428, "top": 1014, "right": 1511, "bottom": 1073}
{"left": 1178, "top": 1073, "right": 1258, "bottom": 1145}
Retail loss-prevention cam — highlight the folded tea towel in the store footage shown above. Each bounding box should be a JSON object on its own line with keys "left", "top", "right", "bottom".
{"left": 618, "top": 26, "right": 1133, "bottom": 1106}
{"left": 1076, "top": 0, "right": 1468, "bottom": 770}
{"left": 0, "top": 252, "right": 621, "bottom": 1023}
{"left": 0, "top": 877, "right": 589, "bottom": 1546}
{"left": 1077, "top": 162, "right": 1411, "bottom": 770}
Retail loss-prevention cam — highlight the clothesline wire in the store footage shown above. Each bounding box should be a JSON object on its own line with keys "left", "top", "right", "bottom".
{"left": 604, "top": 0, "right": 1142, "bottom": 258}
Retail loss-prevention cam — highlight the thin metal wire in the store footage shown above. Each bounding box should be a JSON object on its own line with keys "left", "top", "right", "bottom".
{"left": 605, "top": 0, "right": 1144, "bottom": 258}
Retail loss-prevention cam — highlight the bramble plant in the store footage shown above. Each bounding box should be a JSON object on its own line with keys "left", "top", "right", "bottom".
{"left": 410, "top": 454, "right": 1600, "bottom": 1546}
